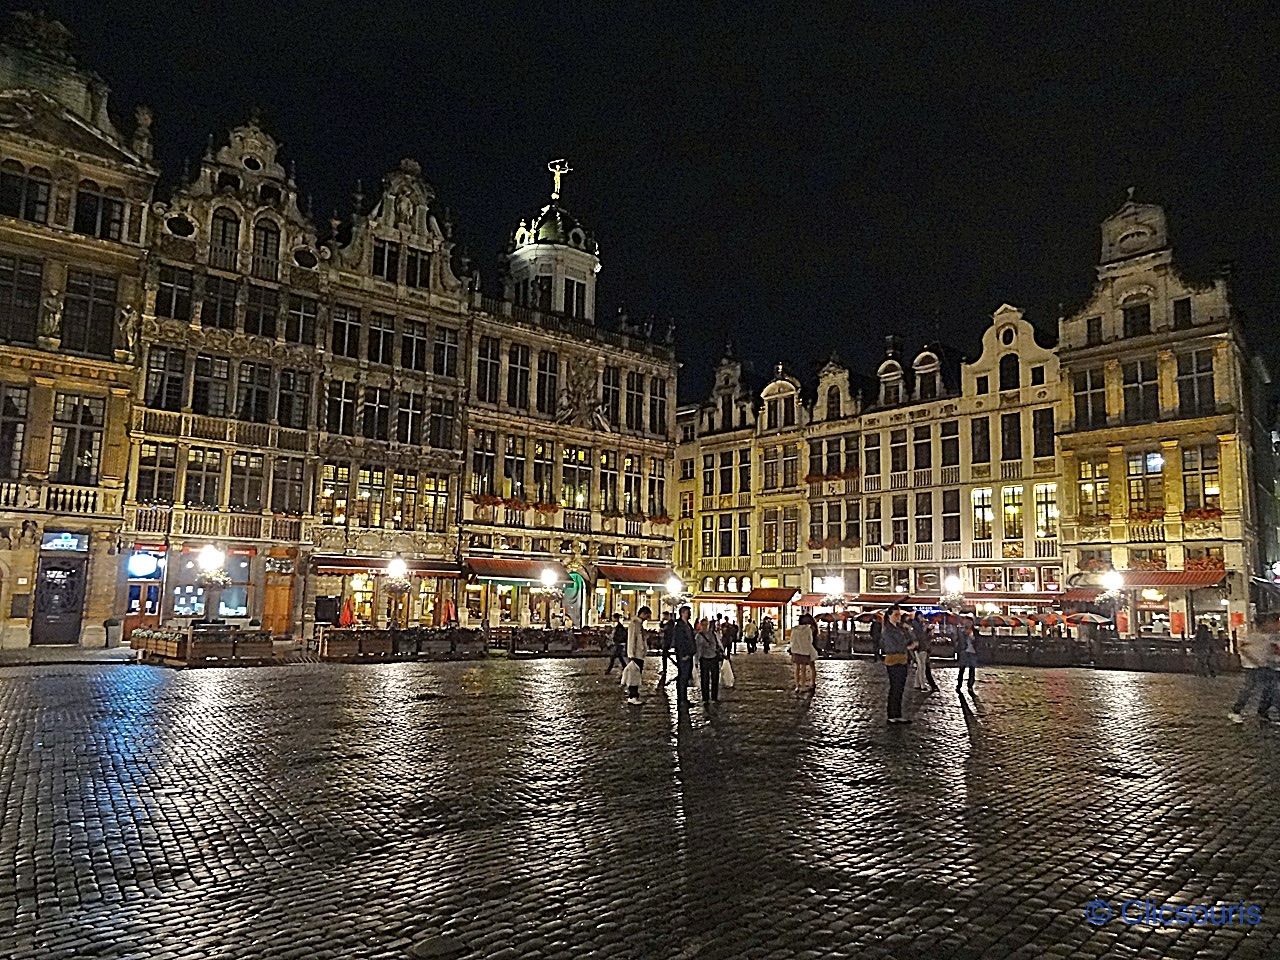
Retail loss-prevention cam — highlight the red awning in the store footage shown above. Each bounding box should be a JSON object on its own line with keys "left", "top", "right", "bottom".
{"left": 962, "top": 591, "right": 1062, "bottom": 606}
{"left": 849, "top": 593, "right": 923, "bottom": 606}
{"left": 742, "top": 587, "right": 799, "bottom": 606}
{"left": 1121, "top": 570, "right": 1227, "bottom": 588}
{"left": 597, "top": 564, "right": 674, "bottom": 588}
{"left": 795, "top": 593, "right": 830, "bottom": 607}
{"left": 466, "top": 557, "right": 569, "bottom": 583}
{"left": 1062, "top": 588, "right": 1102, "bottom": 602}
{"left": 312, "top": 554, "right": 460, "bottom": 576}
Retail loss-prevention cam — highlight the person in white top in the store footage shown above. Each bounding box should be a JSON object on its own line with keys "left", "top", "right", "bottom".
{"left": 622, "top": 605, "right": 651, "bottom": 705}
{"left": 789, "top": 613, "right": 818, "bottom": 696}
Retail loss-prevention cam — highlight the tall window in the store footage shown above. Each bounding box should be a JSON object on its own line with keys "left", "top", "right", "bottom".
{"left": 286, "top": 295, "right": 317, "bottom": 345}
{"left": 0, "top": 383, "right": 26, "bottom": 480}
{"left": 504, "top": 436, "right": 526, "bottom": 499}
{"left": 184, "top": 447, "right": 223, "bottom": 507}
{"left": 1126, "top": 450, "right": 1165, "bottom": 514}
{"left": 145, "top": 347, "right": 186, "bottom": 411}
{"left": 507, "top": 343, "right": 531, "bottom": 409}
{"left": 826, "top": 385, "right": 842, "bottom": 420}
{"left": 782, "top": 443, "right": 799, "bottom": 487}
{"left": 825, "top": 500, "right": 843, "bottom": 542}
{"left": 649, "top": 377, "right": 668, "bottom": 434}
{"left": 941, "top": 489, "right": 960, "bottom": 541}
{"left": 397, "top": 391, "right": 425, "bottom": 444}
{"left": 1002, "top": 486, "right": 1024, "bottom": 541}
{"left": 1172, "top": 298, "right": 1193, "bottom": 330}
{"left": 970, "top": 417, "right": 990, "bottom": 463}
{"left": 372, "top": 239, "right": 400, "bottom": 282}
{"left": 737, "top": 511, "right": 750, "bottom": 556}
{"left": 1182, "top": 443, "right": 1220, "bottom": 510}
{"left": 1033, "top": 483, "right": 1058, "bottom": 538}
{"left": 244, "top": 285, "right": 277, "bottom": 338}
{"left": 865, "top": 497, "right": 882, "bottom": 545}
{"left": 703, "top": 515, "right": 716, "bottom": 558}
{"left": 235, "top": 361, "right": 272, "bottom": 423}
{"left": 1032, "top": 408, "right": 1054, "bottom": 458}
{"left": 913, "top": 426, "right": 932, "bottom": 470}
{"left": 135, "top": 441, "right": 177, "bottom": 503}
{"left": 155, "top": 265, "right": 193, "bottom": 321}
{"left": 0, "top": 162, "right": 49, "bottom": 223}
{"left": 971, "top": 488, "right": 993, "bottom": 540}
{"left": 679, "top": 490, "right": 693, "bottom": 519}
{"left": 316, "top": 462, "right": 350, "bottom": 525}
{"left": 0, "top": 254, "right": 40, "bottom": 344}
{"left": 209, "top": 209, "right": 239, "bottom": 270}
{"left": 368, "top": 313, "right": 395, "bottom": 365}
{"left": 623, "top": 454, "right": 642, "bottom": 514}
{"left": 422, "top": 475, "right": 449, "bottom": 531}
{"left": 679, "top": 526, "right": 693, "bottom": 567}
{"left": 73, "top": 180, "right": 124, "bottom": 240}
{"left": 433, "top": 326, "right": 458, "bottom": 376}
{"left": 891, "top": 494, "right": 908, "bottom": 544}
{"left": 1073, "top": 368, "right": 1107, "bottom": 429}
{"left": 703, "top": 454, "right": 716, "bottom": 496}
{"left": 229, "top": 452, "right": 265, "bottom": 510}
{"left": 352, "top": 466, "right": 385, "bottom": 527}
{"left": 201, "top": 275, "right": 237, "bottom": 331}
{"left": 782, "top": 506, "right": 799, "bottom": 551}
{"left": 471, "top": 429, "right": 497, "bottom": 495}
{"left": 1177, "top": 350, "right": 1215, "bottom": 417}
{"left": 536, "top": 350, "right": 559, "bottom": 415}
{"left": 844, "top": 499, "right": 861, "bottom": 544}
{"left": 602, "top": 366, "right": 621, "bottom": 425}
{"left": 738, "top": 448, "right": 751, "bottom": 492}
{"left": 326, "top": 380, "right": 358, "bottom": 436}
{"left": 1000, "top": 412, "right": 1022, "bottom": 461}
{"left": 428, "top": 397, "right": 455, "bottom": 449}
{"left": 362, "top": 386, "right": 391, "bottom": 440}
{"left": 1085, "top": 316, "right": 1103, "bottom": 346}
{"left": 941, "top": 420, "right": 959, "bottom": 466}
{"left": 718, "top": 514, "right": 733, "bottom": 557}
{"left": 762, "top": 508, "right": 779, "bottom": 553}
{"left": 914, "top": 491, "right": 933, "bottom": 542}
{"left": 62, "top": 270, "right": 116, "bottom": 358}
{"left": 251, "top": 221, "right": 280, "bottom": 280}
{"left": 809, "top": 440, "right": 823, "bottom": 478}
{"left": 271, "top": 457, "right": 306, "bottom": 515}
{"left": 1122, "top": 358, "right": 1160, "bottom": 423}
{"left": 330, "top": 304, "right": 361, "bottom": 358}
{"left": 889, "top": 429, "right": 908, "bottom": 473}
{"left": 405, "top": 248, "right": 430, "bottom": 288}
{"left": 600, "top": 450, "right": 618, "bottom": 512}
{"left": 719, "top": 451, "right": 734, "bottom": 493}
{"left": 762, "top": 447, "right": 778, "bottom": 490}
{"left": 564, "top": 277, "right": 587, "bottom": 318}
{"left": 1122, "top": 302, "right": 1151, "bottom": 338}
{"left": 391, "top": 470, "right": 418, "bottom": 529}
{"left": 1077, "top": 457, "right": 1110, "bottom": 519}
{"left": 192, "top": 354, "right": 231, "bottom": 416}
{"left": 826, "top": 438, "right": 843, "bottom": 476}
{"left": 276, "top": 370, "right": 310, "bottom": 430}
{"left": 533, "top": 440, "right": 555, "bottom": 503}
{"left": 561, "top": 445, "right": 591, "bottom": 509}
{"left": 998, "top": 354, "right": 1020, "bottom": 391}
{"left": 402, "top": 319, "right": 429, "bottom": 372}
{"left": 625, "top": 371, "right": 644, "bottom": 431}
{"left": 864, "top": 433, "right": 881, "bottom": 476}
{"left": 48, "top": 396, "right": 104, "bottom": 488}
{"left": 476, "top": 336, "right": 500, "bottom": 403}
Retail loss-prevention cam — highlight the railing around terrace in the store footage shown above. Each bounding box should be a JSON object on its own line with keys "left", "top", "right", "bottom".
{"left": 478, "top": 295, "right": 673, "bottom": 359}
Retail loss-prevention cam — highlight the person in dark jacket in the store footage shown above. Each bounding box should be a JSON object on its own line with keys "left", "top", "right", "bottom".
{"left": 657, "top": 611, "right": 675, "bottom": 685}
{"left": 605, "top": 613, "right": 627, "bottom": 674}
{"left": 695, "top": 616, "right": 722, "bottom": 705}
{"left": 1193, "top": 620, "right": 1217, "bottom": 677}
{"left": 671, "top": 605, "right": 697, "bottom": 707}
{"left": 870, "top": 615, "right": 884, "bottom": 661}
{"left": 882, "top": 606, "right": 915, "bottom": 723}
{"left": 956, "top": 618, "right": 979, "bottom": 693}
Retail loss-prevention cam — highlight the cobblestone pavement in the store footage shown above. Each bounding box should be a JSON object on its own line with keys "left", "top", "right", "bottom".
{"left": 2, "top": 655, "right": 1280, "bottom": 960}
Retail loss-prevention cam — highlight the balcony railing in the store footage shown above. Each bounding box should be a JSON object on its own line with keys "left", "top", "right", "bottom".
{"left": 209, "top": 245, "right": 237, "bottom": 271}
{"left": 914, "top": 543, "right": 933, "bottom": 561}
{"left": 863, "top": 475, "right": 881, "bottom": 493}
{"left": 889, "top": 472, "right": 908, "bottom": 490}
{"left": 1128, "top": 522, "right": 1166, "bottom": 543}
{"left": 1034, "top": 537, "right": 1059, "bottom": 558}
{"left": 46, "top": 485, "right": 120, "bottom": 516}
{"left": 1000, "top": 461, "right": 1022, "bottom": 480}
{"left": 134, "top": 407, "right": 309, "bottom": 451}
{"left": 625, "top": 519, "right": 643, "bottom": 537}
{"left": 477, "top": 294, "right": 673, "bottom": 360}
{"left": 940, "top": 466, "right": 960, "bottom": 485}
{"left": 862, "top": 545, "right": 883, "bottom": 563}
{"left": 912, "top": 469, "right": 933, "bottom": 488}
{"left": 780, "top": 551, "right": 798, "bottom": 568}
{"left": 890, "top": 544, "right": 909, "bottom": 562}
{"left": 941, "top": 542, "right": 962, "bottom": 560}
{"left": 564, "top": 510, "right": 592, "bottom": 533}
{"left": 503, "top": 507, "right": 526, "bottom": 527}
{"left": 251, "top": 254, "right": 280, "bottom": 281}
{"left": 972, "top": 541, "right": 993, "bottom": 559}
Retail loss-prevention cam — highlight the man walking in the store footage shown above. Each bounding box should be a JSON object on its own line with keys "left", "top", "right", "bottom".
{"left": 955, "top": 617, "right": 979, "bottom": 693}
{"left": 672, "top": 605, "right": 697, "bottom": 708}
{"left": 882, "top": 606, "right": 915, "bottom": 724}
{"left": 743, "top": 617, "right": 758, "bottom": 653}
{"left": 623, "top": 605, "right": 651, "bottom": 705}
{"left": 1229, "top": 614, "right": 1280, "bottom": 723}
{"left": 657, "top": 610, "right": 675, "bottom": 686}
{"left": 761, "top": 616, "right": 774, "bottom": 654}
{"left": 1193, "top": 619, "right": 1217, "bottom": 677}
{"left": 912, "top": 614, "right": 939, "bottom": 692}
{"left": 605, "top": 613, "right": 627, "bottom": 674}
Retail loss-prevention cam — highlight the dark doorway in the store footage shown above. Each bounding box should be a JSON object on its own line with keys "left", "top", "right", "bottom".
{"left": 32, "top": 556, "right": 87, "bottom": 645}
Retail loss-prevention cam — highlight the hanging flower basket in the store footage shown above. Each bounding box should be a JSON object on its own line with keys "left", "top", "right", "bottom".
{"left": 1129, "top": 509, "right": 1164, "bottom": 523}
{"left": 533, "top": 502, "right": 561, "bottom": 515}
{"left": 1185, "top": 555, "right": 1226, "bottom": 572}
{"left": 1183, "top": 507, "right": 1223, "bottom": 521}
{"left": 503, "top": 497, "right": 531, "bottom": 511}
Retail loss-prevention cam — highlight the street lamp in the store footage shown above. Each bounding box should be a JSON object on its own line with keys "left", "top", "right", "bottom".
{"left": 194, "top": 544, "right": 228, "bottom": 623}
{"left": 943, "top": 574, "right": 963, "bottom": 595}
{"left": 665, "top": 574, "right": 684, "bottom": 597}
{"left": 383, "top": 556, "right": 412, "bottom": 628}
{"left": 534, "top": 567, "right": 560, "bottom": 628}
{"left": 1100, "top": 569, "right": 1124, "bottom": 639}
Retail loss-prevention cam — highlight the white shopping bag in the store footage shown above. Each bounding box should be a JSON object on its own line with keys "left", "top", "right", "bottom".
{"left": 719, "top": 658, "right": 735, "bottom": 688}
{"left": 621, "top": 661, "right": 641, "bottom": 688}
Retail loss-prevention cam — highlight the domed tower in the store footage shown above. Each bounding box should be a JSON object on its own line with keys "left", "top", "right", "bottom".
{"left": 503, "top": 159, "right": 600, "bottom": 321}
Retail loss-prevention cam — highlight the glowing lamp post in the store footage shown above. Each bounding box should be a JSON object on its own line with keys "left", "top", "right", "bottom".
{"left": 383, "top": 556, "right": 412, "bottom": 628}
{"left": 534, "top": 567, "right": 561, "bottom": 627}
{"left": 1100, "top": 569, "right": 1125, "bottom": 639}
{"left": 942, "top": 574, "right": 965, "bottom": 612}
{"left": 195, "top": 544, "right": 228, "bottom": 623}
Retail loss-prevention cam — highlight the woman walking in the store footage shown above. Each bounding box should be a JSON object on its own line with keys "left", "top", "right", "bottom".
{"left": 695, "top": 617, "right": 722, "bottom": 705}
{"left": 882, "top": 606, "right": 915, "bottom": 723}
{"left": 790, "top": 613, "right": 818, "bottom": 695}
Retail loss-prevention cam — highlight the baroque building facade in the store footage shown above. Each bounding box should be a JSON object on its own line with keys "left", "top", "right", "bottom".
{"left": 676, "top": 201, "right": 1276, "bottom": 639}
{"left": 0, "top": 15, "right": 675, "bottom": 647}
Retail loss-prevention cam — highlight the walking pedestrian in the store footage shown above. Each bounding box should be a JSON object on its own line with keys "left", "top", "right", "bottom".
{"left": 743, "top": 617, "right": 759, "bottom": 653}
{"left": 695, "top": 615, "right": 722, "bottom": 705}
{"left": 605, "top": 613, "right": 627, "bottom": 674}
{"left": 790, "top": 613, "right": 818, "bottom": 695}
{"left": 671, "top": 605, "right": 697, "bottom": 708}
{"left": 1194, "top": 619, "right": 1217, "bottom": 677}
{"left": 622, "top": 605, "right": 651, "bottom": 705}
{"left": 1229, "top": 614, "right": 1280, "bottom": 723}
{"left": 955, "top": 617, "right": 979, "bottom": 693}
{"left": 761, "top": 616, "right": 775, "bottom": 653}
{"left": 913, "top": 614, "right": 940, "bottom": 692}
{"left": 882, "top": 606, "right": 915, "bottom": 723}
{"left": 720, "top": 618, "right": 736, "bottom": 659}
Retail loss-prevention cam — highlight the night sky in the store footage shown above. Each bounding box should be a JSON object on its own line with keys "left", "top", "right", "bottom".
{"left": 15, "top": 1, "right": 1280, "bottom": 400}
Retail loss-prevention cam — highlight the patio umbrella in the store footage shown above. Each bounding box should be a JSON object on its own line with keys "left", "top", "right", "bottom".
{"left": 854, "top": 611, "right": 881, "bottom": 623}
{"left": 1038, "top": 613, "right": 1062, "bottom": 626}
{"left": 1065, "top": 612, "right": 1110, "bottom": 625}
{"left": 979, "top": 615, "right": 1008, "bottom": 628}
{"left": 338, "top": 595, "right": 356, "bottom": 627}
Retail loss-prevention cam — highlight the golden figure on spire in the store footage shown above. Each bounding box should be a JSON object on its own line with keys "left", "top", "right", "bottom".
{"left": 548, "top": 158, "right": 571, "bottom": 201}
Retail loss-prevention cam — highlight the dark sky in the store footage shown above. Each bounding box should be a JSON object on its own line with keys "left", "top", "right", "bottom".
{"left": 17, "top": 0, "right": 1280, "bottom": 400}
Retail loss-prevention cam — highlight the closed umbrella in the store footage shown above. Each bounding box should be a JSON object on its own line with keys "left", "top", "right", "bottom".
{"left": 338, "top": 595, "right": 356, "bottom": 627}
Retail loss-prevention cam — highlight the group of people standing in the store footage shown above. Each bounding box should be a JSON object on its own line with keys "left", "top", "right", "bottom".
{"left": 877, "top": 606, "right": 980, "bottom": 723}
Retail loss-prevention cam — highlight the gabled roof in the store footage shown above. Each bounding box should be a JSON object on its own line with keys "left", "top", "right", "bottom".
{"left": 0, "top": 88, "right": 151, "bottom": 172}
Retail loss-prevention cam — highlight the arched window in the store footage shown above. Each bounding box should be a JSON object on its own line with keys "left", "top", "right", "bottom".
{"left": 73, "top": 179, "right": 124, "bottom": 240}
{"left": 883, "top": 382, "right": 901, "bottom": 405}
{"left": 999, "top": 354, "right": 1020, "bottom": 392}
{"left": 702, "top": 576, "right": 713, "bottom": 592}
{"left": 727, "top": 576, "right": 738, "bottom": 593}
{"left": 918, "top": 372, "right": 938, "bottom": 400}
{"left": 740, "top": 576, "right": 751, "bottom": 593}
{"left": 826, "top": 385, "right": 841, "bottom": 420}
{"left": 251, "top": 220, "right": 280, "bottom": 279}
{"left": 716, "top": 576, "right": 726, "bottom": 592}
{"left": 0, "top": 160, "right": 49, "bottom": 224}
{"left": 210, "top": 209, "right": 240, "bottom": 270}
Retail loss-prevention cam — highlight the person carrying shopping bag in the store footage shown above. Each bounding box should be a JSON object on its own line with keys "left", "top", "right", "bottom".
{"left": 622, "top": 605, "right": 651, "bottom": 705}
{"left": 790, "top": 613, "right": 818, "bottom": 695}
{"left": 695, "top": 616, "right": 721, "bottom": 705}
